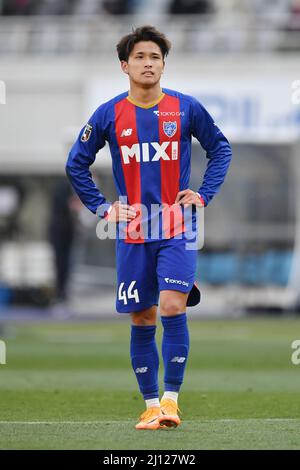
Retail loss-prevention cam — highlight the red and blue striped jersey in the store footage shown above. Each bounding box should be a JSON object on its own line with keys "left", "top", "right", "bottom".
{"left": 66, "top": 88, "right": 232, "bottom": 243}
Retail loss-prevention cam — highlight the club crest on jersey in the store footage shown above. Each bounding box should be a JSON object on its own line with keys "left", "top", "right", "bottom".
{"left": 81, "top": 124, "right": 92, "bottom": 142}
{"left": 163, "top": 121, "right": 177, "bottom": 138}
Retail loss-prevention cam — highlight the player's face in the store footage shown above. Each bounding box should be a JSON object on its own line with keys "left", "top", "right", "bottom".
{"left": 121, "top": 41, "right": 164, "bottom": 88}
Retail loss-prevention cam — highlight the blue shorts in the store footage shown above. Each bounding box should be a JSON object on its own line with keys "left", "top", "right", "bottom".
{"left": 116, "top": 235, "right": 197, "bottom": 313}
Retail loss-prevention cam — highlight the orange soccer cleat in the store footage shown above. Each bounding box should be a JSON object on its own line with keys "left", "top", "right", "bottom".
{"left": 135, "top": 406, "right": 162, "bottom": 430}
{"left": 158, "top": 398, "right": 181, "bottom": 428}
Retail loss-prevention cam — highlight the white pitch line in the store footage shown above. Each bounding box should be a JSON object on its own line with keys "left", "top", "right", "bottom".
{"left": 0, "top": 418, "right": 298, "bottom": 425}
{"left": 0, "top": 421, "right": 131, "bottom": 425}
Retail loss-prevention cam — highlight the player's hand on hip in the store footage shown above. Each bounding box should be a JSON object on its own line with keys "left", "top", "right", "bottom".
{"left": 105, "top": 201, "right": 136, "bottom": 222}
{"left": 175, "top": 189, "right": 204, "bottom": 208}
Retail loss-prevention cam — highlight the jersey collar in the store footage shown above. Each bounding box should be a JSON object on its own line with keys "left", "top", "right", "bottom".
{"left": 126, "top": 92, "right": 165, "bottom": 109}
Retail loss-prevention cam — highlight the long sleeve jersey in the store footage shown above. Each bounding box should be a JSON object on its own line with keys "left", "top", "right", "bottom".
{"left": 66, "top": 88, "right": 232, "bottom": 243}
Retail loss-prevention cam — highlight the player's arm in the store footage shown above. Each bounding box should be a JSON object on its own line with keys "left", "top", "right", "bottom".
{"left": 65, "top": 106, "right": 135, "bottom": 222}
{"left": 188, "top": 98, "right": 232, "bottom": 206}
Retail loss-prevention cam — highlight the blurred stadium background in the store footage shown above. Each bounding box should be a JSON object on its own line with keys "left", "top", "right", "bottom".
{"left": 1, "top": 0, "right": 300, "bottom": 318}
{"left": 1, "top": 0, "right": 300, "bottom": 450}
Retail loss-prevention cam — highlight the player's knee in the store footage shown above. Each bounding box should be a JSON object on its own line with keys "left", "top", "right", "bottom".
{"left": 160, "top": 299, "right": 184, "bottom": 316}
{"left": 130, "top": 308, "right": 157, "bottom": 326}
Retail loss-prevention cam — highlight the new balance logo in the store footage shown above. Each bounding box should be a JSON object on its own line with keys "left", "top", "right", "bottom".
{"left": 121, "top": 141, "right": 178, "bottom": 164}
{"left": 121, "top": 128, "right": 132, "bottom": 137}
{"left": 171, "top": 356, "right": 186, "bottom": 363}
{"left": 164, "top": 277, "right": 189, "bottom": 288}
{"left": 135, "top": 367, "right": 148, "bottom": 374}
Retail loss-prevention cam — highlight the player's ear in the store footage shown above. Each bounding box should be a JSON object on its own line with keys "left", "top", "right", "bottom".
{"left": 120, "top": 60, "right": 129, "bottom": 75}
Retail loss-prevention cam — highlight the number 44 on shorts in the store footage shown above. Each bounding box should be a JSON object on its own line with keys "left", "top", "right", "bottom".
{"left": 118, "top": 281, "right": 140, "bottom": 305}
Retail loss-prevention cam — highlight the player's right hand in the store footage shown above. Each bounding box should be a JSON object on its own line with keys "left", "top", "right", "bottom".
{"left": 105, "top": 201, "right": 136, "bottom": 222}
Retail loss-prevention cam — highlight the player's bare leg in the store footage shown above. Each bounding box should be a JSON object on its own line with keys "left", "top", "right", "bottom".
{"left": 130, "top": 306, "right": 162, "bottom": 429}
{"left": 158, "top": 290, "right": 189, "bottom": 428}
{"left": 159, "top": 290, "right": 188, "bottom": 317}
{"left": 130, "top": 305, "right": 157, "bottom": 326}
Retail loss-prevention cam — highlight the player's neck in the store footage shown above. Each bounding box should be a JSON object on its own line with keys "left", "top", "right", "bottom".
{"left": 128, "top": 84, "right": 163, "bottom": 106}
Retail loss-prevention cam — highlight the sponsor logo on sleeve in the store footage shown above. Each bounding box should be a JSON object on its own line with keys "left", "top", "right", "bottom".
{"left": 81, "top": 123, "right": 93, "bottom": 142}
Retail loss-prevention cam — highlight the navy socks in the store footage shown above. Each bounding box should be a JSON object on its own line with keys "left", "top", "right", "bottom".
{"left": 130, "top": 325, "right": 159, "bottom": 400}
{"left": 161, "top": 313, "right": 190, "bottom": 392}
{"left": 130, "top": 313, "right": 190, "bottom": 400}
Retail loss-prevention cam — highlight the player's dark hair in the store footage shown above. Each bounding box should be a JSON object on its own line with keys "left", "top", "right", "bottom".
{"left": 116, "top": 25, "right": 171, "bottom": 62}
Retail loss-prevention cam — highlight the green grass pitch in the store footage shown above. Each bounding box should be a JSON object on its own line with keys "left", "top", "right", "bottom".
{"left": 0, "top": 317, "right": 300, "bottom": 449}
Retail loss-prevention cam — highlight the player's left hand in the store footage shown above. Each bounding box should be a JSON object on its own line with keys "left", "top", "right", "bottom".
{"left": 175, "top": 189, "right": 204, "bottom": 208}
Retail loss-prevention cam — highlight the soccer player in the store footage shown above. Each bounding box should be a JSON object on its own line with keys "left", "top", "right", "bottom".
{"left": 66, "top": 25, "right": 232, "bottom": 430}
